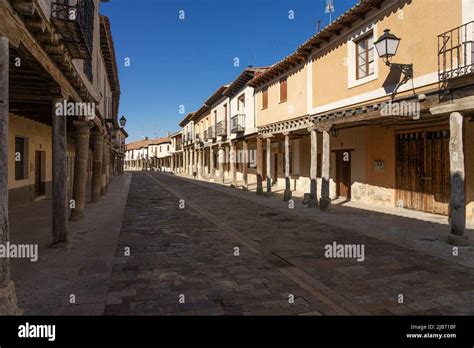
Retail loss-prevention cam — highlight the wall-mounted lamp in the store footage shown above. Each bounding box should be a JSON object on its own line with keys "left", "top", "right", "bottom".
{"left": 119, "top": 115, "right": 127, "bottom": 128}
{"left": 330, "top": 128, "right": 339, "bottom": 137}
{"left": 374, "top": 29, "right": 413, "bottom": 94}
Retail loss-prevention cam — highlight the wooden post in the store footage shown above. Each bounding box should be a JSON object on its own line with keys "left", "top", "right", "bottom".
{"left": 218, "top": 145, "right": 225, "bottom": 183}
{"left": 266, "top": 136, "right": 272, "bottom": 194}
{"left": 101, "top": 135, "right": 108, "bottom": 195}
{"left": 91, "top": 131, "right": 104, "bottom": 203}
{"left": 256, "top": 137, "right": 263, "bottom": 195}
{"left": 309, "top": 127, "right": 318, "bottom": 207}
{"left": 231, "top": 142, "right": 237, "bottom": 187}
{"left": 209, "top": 146, "right": 214, "bottom": 179}
{"left": 51, "top": 96, "right": 69, "bottom": 246}
{"left": 448, "top": 112, "right": 468, "bottom": 246}
{"left": 283, "top": 133, "right": 292, "bottom": 201}
{"left": 320, "top": 129, "right": 331, "bottom": 211}
{"left": 242, "top": 139, "right": 248, "bottom": 190}
{"left": 70, "top": 120, "right": 92, "bottom": 221}
{"left": 0, "top": 35, "right": 21, "bottom": 315}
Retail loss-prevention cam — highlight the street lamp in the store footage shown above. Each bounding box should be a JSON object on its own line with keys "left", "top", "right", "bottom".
{"left": 119, "top": 115, "right": 127, "bottom": 128}
{"left": 374, "top": 29, "right": 413, "bottom": 94}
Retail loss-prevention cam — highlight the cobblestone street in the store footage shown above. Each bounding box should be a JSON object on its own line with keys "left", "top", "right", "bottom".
{"left": 104, "top": 172, "right": 474, "bottom": 315}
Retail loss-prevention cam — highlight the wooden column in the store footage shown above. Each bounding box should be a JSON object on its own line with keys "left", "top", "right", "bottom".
{"left": 70, "top": 120, "right": 92, "bottom": 221}
{"left": 183, "top": 149, "right": 187, "bottom": 174}
{"left": 320, "top": 129, "right": 331, "bottom": 211}
{"left": 101, "top": 135, "right": 108, "bottom": 195}
{"left": 51, "top": 96, "right": 69, "bottom": 246}
{"left": 283, "top": 133, "right": 292, "bottom": 201}
{"left": 0, "top": 35, "right": 21, "bottom": 315}
{"left": 242, "top": 140, "right": 248, "bottom": 190}
{"left": 218, "top": 145, "right": 225, "bottom": 183}
{"left": 209, "top": 146, "right": 215, "bottom": 179}
{"left": 266, "top": 137, "right": 272, "bottom": 194}
{"left": 231, "top": 142, "right": 237, "bottom": 187}
{"left": 91, "top": 131, "right": 104, "bottom": 203}
{"left": 256, "top": 136, "right": 263, "bottom": 195}
{"left": 197, "top": 149, "right": 201, "bottom": 178}
{"left": 309, "top": 127, "right": 318, "bottom": 207}
{"left": 448, "top": 112, "right": 468, "bottom": 245}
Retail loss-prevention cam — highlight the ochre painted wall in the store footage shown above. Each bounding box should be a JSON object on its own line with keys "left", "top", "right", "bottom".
{"left": 312, "top": 0, "right": 463, "bottom": 108}
{"left": 8, "top": 114, "right": 52, "bottom": 190}
{"left": 256, "top": 64, "right": 307, "bottom": 127}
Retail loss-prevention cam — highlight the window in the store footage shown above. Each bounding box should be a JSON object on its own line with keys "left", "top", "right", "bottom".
{"left": 279, "top": 77, "right": 287, "bottom": 103}
{"left": 355, "top": 33, "right": 374, "bottom": 79}
{"left": 237, "top": 94, "right": 245, "bottom": 111}
{"left": 262, "top": 87, "right": 268, "bottom": 109}
{"left": 15, "top": 137, "right": 27, "bottom": 180}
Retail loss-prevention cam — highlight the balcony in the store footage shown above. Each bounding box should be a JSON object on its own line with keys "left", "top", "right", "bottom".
{"left": 51, "top": 0, "right": 94, "bottom": 59}
{"left": 231, "top": 114, "right": 245, "bottom": 133}
{"left": 216, "top": 121, "right": 226, "bottom": 137}
{"left": 438, "top": 21, "right": 474, "bottom": 85}
{"left": 207, "top": 126, "right": 215, "bottom": 140}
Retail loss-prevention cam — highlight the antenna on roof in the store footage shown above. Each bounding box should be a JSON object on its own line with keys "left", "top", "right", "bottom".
{"left": 317, "top": 19, "right": 321, "bottom": 32}
{"left": 325, "top": 0, "right": 335, "bottom": 24}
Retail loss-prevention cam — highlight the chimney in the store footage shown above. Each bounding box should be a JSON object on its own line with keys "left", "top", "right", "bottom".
{"left": 145, "top": 136, "right": 149, "bottom": 140}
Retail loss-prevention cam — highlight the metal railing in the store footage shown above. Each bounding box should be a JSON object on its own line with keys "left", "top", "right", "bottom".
{"left": 207, "top": 126, "right": 215, "bottom": 140}
{"left": 216, "top": 121, "right": 226, "bottom": 136}
{"left": 438, "top": 21, "right": 474, "bottom": 83}
{"left": 231, "top": 114, "right": 245, "bottom": 133}
{"left": 51, "top": 0, "right": 94, "bottom": 55}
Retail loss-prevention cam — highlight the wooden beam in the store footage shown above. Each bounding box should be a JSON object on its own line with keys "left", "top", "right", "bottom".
{"left": 13, "top": 1, "right": 35, "bottom": 16}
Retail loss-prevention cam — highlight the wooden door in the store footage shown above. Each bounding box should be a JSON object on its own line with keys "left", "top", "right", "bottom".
{"left": 396, "top": 129, "right": 450, "bottom": 215}
{"left": 335, "top": 150, "right": 351, "bottom": 198}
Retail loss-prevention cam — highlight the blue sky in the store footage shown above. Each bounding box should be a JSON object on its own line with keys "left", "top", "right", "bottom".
{"left": 100, "top": 0, "right": 358, "bottom": 142}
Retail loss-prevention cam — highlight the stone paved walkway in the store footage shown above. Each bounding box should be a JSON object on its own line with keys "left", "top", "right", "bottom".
{"left": 105, "top": 172, "right": 474, "bottom": 315}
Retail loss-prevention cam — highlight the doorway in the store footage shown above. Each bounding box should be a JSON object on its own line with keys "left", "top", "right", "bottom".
{"left": 335, "top": 150, "right": 352, "bottom": 199}
{"left": 34, "top": 151, "right": 45, "bottom": 197}
{"left": 396, "top": 128, "right": 450, "bottom": 215}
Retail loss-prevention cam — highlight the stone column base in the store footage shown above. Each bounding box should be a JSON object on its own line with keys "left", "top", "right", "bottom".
{"left": 319, "top": 197, "right": 331, "bottom": 211}
{"left": 448, "top": 233, "right": 469, "bottom": 246}
{"left": 0, "top": 281, "right": 22, "bottom": 315}
{"left": 283, "top": 190, "right": 292, "bottom": 202}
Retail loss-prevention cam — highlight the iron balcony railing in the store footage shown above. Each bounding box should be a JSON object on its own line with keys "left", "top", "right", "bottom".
{"left": 207, "top": 126, "right": 215, "bottom": 140}
{"left": 231, "top": 114, "right": 245, "bottom": 133}
{"left": 438, "top": 21, "right": 474, "bottom": 83}
{"left": 216, "top": 121, "right": 226, "bottom": 136}
{"left": 51, "top": 0, "right": 94, "bottom": 59}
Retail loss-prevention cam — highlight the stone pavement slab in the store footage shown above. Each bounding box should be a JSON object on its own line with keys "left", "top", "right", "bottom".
{"left": 10, "top": 173, "right": 132, "bottom": 315}
{"left": 106, "top": 172, "right": 474, "bottom": 315}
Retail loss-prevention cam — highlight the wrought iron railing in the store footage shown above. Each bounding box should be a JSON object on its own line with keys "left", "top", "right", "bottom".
{"left": 51, "top": 1, "right": 95, "bottom": 55}
{"left": 438, "top": 21, "right": 474, "bottom": 83}
{"left": 231, "top": 114, "right": 245, "bottom": 133}
{"left": 207, "top": 126, "right": 215, "bottom": 140}
{"left": 216, "top": 121, "right": 226, "bottom": 136}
